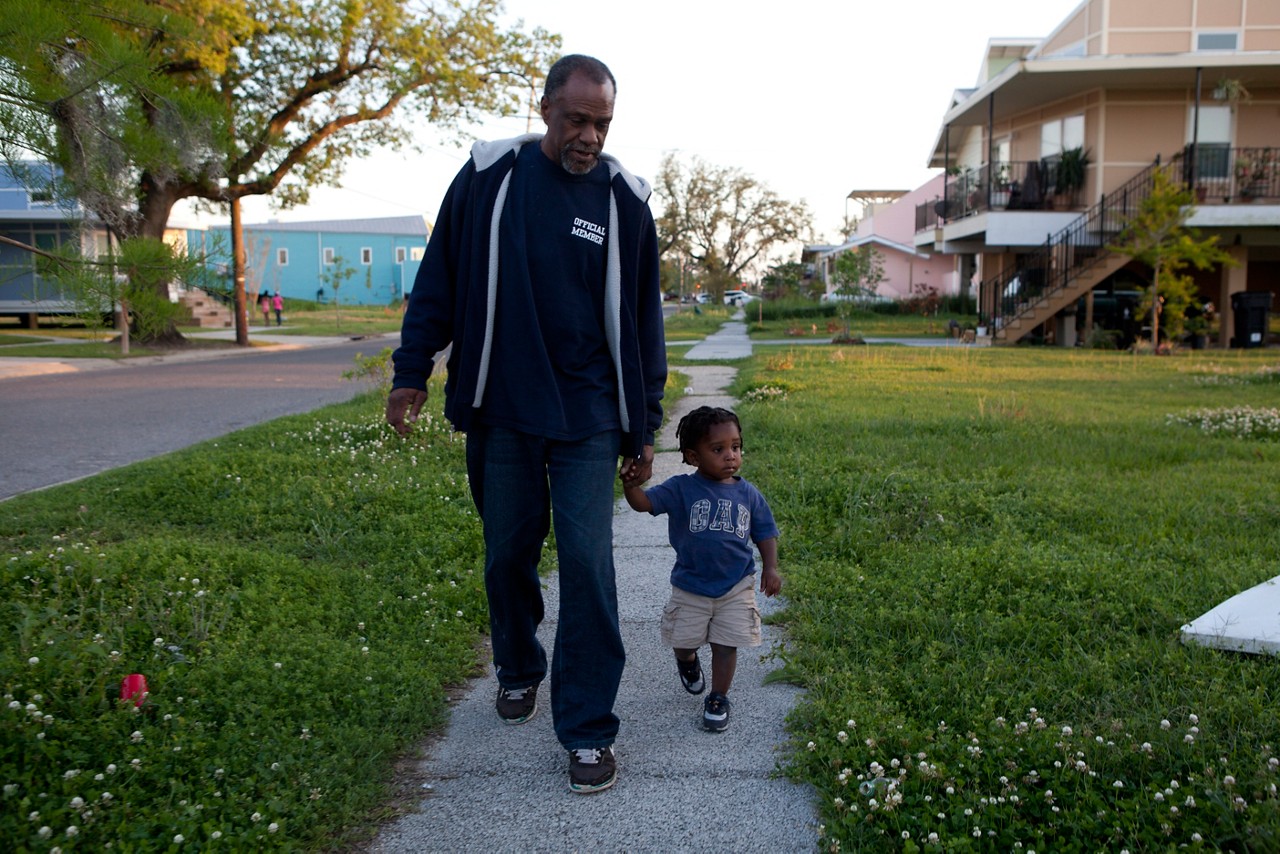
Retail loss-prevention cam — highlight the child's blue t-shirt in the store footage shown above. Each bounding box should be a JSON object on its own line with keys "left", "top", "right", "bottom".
{"left": 644, "top": 472, "right": 779, "bottom": 598}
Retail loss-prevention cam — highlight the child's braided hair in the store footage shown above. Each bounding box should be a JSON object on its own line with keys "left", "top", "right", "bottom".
{"left": 675, "top": 406, "right": 742, "bottom": 458}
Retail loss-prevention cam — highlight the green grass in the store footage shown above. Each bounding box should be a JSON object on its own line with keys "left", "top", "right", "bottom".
{"left": 0, "top": 379, "right": 488, "bottom": 850}
{"left": 734, "top": 345, "right": 1280, "bottom": 851}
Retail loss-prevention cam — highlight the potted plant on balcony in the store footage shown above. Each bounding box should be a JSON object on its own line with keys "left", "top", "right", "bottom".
{"left": 1054, "top": 147, "right": 1091, "bottom": 207}
{"left": 1235, "top": 150, "right": 1274, "bottom": 200}
{"left": 990, "top": 163, "right": 1012, "bottom": 209}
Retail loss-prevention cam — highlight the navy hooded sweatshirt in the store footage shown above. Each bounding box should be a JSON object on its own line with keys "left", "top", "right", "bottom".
{"left": 391, "top": 134, "right": 666, "bottom": 458}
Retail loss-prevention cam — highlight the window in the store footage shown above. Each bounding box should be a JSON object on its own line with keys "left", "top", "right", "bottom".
{"left": 360, "top": 247, "right": 372, "bottom": 265}
{"left": 28, "top": 187, "right": 54, "bottom": 206}
{"left": 1189, "top": 105, "right": 1233, "bottom": 179}
{"left": 277, "top": 248, "right": 289, "bottom": 266}
{"left": 395, "top": 247, "right": 406, "bottom": 264}
{"left": 1040, "top": 114, "right": 1084, "bottom": 160}
{"left": 1196, "top": 32, "right": 1239, "bottom": 52}
{"left": 409, "top": 247, "right": 425, "bottom": 261}
{"left": 322, "top": 247, "right": 335, "bottom": 265}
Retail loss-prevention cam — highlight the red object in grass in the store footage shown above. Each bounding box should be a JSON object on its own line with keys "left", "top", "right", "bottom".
{"left": 120, "top": 673, "right": 149, "bottom": 707}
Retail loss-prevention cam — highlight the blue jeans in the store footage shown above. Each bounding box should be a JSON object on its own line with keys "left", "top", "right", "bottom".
{"left": 466, "top": 425, "right": 624, "bottom": 749}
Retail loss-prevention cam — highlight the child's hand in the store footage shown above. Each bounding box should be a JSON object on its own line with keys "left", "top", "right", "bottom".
{"left": 760, "top": 567, "right": 782, "bottom": 598}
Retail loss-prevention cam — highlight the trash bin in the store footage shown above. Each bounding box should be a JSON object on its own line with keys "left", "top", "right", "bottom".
{"left": 1230, "top": 291, "right": 1272, "bottom": 349}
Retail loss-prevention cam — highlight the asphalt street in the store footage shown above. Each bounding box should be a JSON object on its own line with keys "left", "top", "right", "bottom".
{"left": 0, "top": 335, "right": 389, "bottom": 500}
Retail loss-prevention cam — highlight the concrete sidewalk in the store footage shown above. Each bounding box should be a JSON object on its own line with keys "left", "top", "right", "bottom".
{"left": 367, "top": 364, "right": 817, "bottom": 853}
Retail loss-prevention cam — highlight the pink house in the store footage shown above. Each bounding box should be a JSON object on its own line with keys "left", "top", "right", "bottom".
{"left": 807, "top": 176, "right": 963, "bottom": 301}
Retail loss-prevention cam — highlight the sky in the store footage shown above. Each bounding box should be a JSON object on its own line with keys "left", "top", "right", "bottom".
{"left": 185, "top": 0, "right": 1084, "bottom": 246}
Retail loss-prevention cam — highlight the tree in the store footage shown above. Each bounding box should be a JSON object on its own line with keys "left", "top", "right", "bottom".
{"left": 655, "top": 153, "right": 811, "bottom": 301}
{"left": 0, "top": 0, "right": 557, "bottom": 344}
{"left": 760, "top": 261, "right": 809, "bottom": 300}
{"left": 320, "top": 254, "right": 356, "bottom": 330}
{"left": 829, "top": 245, "right": 885, "bottom": 338}
{"left": 1108, "top": 169, "right": 1234, "bottom": 346}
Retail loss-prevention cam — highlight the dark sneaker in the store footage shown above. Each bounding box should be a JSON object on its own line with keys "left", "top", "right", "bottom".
{"left": 703, "top": 692, "right": 730, "bottom": 732}
{"left": 495, "top": 683, "right": 538, "bottom": 724}
{"left": 676, "top": 654, "right": 705, "bottom": 694}
{"left": 568, "top": 746, "right": 617, "bottom": 794}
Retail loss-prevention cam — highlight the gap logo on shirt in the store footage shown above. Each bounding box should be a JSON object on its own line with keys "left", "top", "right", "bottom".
{"left": 571, "top": 216, "right": 605, "bottom": 246}
{"left": 688, "top": 498, "right": 750, "bottom": 540}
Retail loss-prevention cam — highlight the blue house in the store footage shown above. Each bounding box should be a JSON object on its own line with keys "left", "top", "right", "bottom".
{"left": 201, "top": 215, "right": 430, "bottom": 307}
{"left": 0, "top": 162, "right": 101, "bottom": 324}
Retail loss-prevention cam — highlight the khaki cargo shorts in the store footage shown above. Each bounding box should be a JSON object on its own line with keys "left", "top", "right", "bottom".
{"left": 660, "top": 574, "right": 762, "bottom": 649}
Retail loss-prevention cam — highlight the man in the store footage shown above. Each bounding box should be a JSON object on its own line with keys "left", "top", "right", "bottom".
{"left": 385, "top": 54, "right": 666, "bottom": 794}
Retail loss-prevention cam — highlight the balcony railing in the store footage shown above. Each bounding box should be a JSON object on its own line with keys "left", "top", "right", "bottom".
{"left": 914, "top": 159, "right": 1091, "bottom": 231}
{"left": 1177, "top": 145, "right": 1280, "bottom": 203}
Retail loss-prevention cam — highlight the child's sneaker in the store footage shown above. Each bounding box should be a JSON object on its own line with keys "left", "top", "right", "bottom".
{"left": 676, "top": 654, "right": 705, "bottom": 694}
{"left": 495, "top": 683, "right": 538, "bottom": 724}
{"left": 568, "top": 746, "right": 617, "bottom": 794}
{"left": 703, "top": 691, "right": 730, "bottom": 732}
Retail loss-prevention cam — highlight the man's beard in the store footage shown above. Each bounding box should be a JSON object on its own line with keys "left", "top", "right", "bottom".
{"left": 560, "top": 144, "right": 600, "bottom": 175}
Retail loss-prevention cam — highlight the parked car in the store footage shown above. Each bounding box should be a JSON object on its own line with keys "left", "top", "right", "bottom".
{"left": 694, "top": 293, "right": 712, "bottom": 304}
{"left": 723, "top": 289, "right": 755, "bottom": 306}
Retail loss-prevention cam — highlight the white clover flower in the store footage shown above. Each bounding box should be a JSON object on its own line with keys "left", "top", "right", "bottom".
{"left": 268, "top": 822, "right": 279, "bottom": 833}
{"left": 106, "top": 764, "right": 116, "bottom": 774}
{"left": 211, "top": 831, "right": 222, "bottom": 840}
{"left": 274, "top": 662, "right": 283, "bottom": 670}
{"left": 901, "top": 831, "right": 910, "bottom": 840}
{"left": 928, "top": 833, "right": 939, "bottom": 844}
{"left": 69, "top": 797, "right": 84, "bottom": 809}
{"left": 1161, "top": 719, "right": 1171, "bottom": 730}
{"left": 38, "top": 827, "right": 52, "bottom": 839}
{"left": 1185, "top": 734, "right": 1195, "bottom": 744}
{"left": 1192, "top": 833, "right": 1203, "bottom": 843}
{"left": 1185, "top": 796, "right": 1196, "bottom": 808}
{"left": 130, "top": 731, "right": 143, "bottom": 743}
{"left": 806, "top": 741, "right": 815, "bottom": 751}
{"left": 252, "top": 812, "right": 262, "bottom": 822}
{"left": 1155, "top": 792, "right": 1165, "bottom": 802}
{"left": 1189, "top": 713, "right": 1199, "bottom": 725}
{"left": 1224, "top": 775, "right": 1236, "bottom": 786}
{"left": 833, "top": 797, "right": 844, "bottom": 808}
{"left": 836, "top": 731, "right": 848, "bottom": 744}
{"left": 65, "top": 826, "right": 78, "bottom": 837}
{"left": 946, "top": 786, "right": 955, "bottom": 795}
{"left": 8, "top": 701, "right": 19, "bottom": 710}
{"left": 361, "top": 646, "right": 369, "bottom": 655}
{"left": 1113, "top": 780, "right": 1124, "bottom": 789}
{"left": 1062, "top": 726, "right": 1073, "bottom": 736}
{"left": 174, "top": 835, "right": 184, "bottom": 844}
{"left": 153, "top": 638, "right": 164, "bottom": 647}
{"left": 1141, "top": 742, "right": 1153, "bottom": 753}
{"left": 28, "top": 657, "right": 38, "bottom": 666}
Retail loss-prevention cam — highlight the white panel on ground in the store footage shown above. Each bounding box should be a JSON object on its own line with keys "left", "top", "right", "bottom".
{"left": 1180, "top": 574, "right": 1280, "bottom": 656}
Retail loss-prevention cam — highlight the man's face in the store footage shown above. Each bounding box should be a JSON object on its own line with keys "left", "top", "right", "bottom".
{"left": 539, "top": 71, "right": 615, "bottom": 175}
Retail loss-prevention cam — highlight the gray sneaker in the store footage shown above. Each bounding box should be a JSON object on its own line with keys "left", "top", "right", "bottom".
{"left": 703, "top": 692, "right": 730, "bottom": 732}
{"left": 495, "top": 684, "right": 538, "bottom": 724}
{"left": 568, "top": 746, "right": 617, "bottom": 794}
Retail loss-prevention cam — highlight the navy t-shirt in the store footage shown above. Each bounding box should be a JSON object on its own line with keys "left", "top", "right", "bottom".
{"left": 479, "top": 144, "right": 619, "bottom": 440}
{"left": 644, "top": 473, "right": 780, "bottom": 598}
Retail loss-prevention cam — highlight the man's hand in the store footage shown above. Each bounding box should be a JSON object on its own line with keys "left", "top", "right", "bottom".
{"left": 618, "top": 444, "right": 654, "bottom": 488}
{"left": 386, "top": 387, "right": 428, "bottom": 437}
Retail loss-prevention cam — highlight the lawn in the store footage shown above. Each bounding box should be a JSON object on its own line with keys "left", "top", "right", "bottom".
{"left": 734, "top": 345, "right": 1280, "bottom": 851}
{"left": 3, "top": 337, "right": 1278, "bottom": 851}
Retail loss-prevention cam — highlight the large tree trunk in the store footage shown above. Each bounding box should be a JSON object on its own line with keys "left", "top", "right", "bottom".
{"left": 133, "top": 178, "right": 187, "bottom": 347}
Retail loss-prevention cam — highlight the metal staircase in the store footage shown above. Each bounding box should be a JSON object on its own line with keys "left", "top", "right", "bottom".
{"left": 985, "top": 157, "right": 1170, "bottom": 343}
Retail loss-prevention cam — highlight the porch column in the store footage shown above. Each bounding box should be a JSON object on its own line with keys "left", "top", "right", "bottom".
{"left": 1217, "top": 245, "right": 1249, "bottom": 349}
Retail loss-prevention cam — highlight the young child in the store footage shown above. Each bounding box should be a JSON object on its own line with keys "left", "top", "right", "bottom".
{"left": 622, "top": 405, "right": 781, "bottom": 732}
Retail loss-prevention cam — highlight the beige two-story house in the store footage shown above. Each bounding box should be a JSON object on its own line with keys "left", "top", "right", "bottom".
{"left": 915, "top": 0, "right": 1280, "bottom": 346}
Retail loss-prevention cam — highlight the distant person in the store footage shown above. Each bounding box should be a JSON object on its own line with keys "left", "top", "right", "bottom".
{"left": 385, "top": 54, "right": 666, "bottom": 793}
{"left": 621, "top": 406, "right": 780, "bottom": 732}
{"left": 273, "top": 291, "right": 284, "bottom": 326}
{"left": 259, "top": 292, "right": 271, "bottom": 325}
